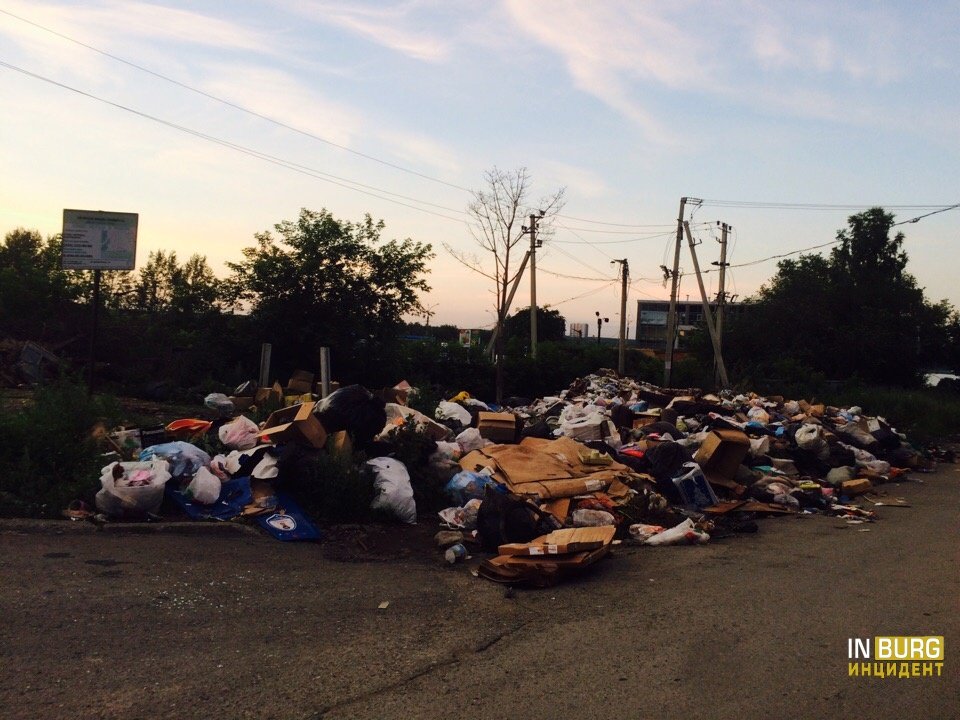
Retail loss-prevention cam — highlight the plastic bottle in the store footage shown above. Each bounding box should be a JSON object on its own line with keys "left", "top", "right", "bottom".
{"left": 444, "top": 543, "right": 468, "bottom": 564}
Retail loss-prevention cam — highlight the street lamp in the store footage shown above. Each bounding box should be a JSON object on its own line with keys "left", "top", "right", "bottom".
{"left": 595, "top": 311, "right": 609, "bottom": 346}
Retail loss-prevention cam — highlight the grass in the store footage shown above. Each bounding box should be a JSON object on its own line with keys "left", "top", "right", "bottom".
{"left": 830, "top": 385, "right": 960, "bottom": 445}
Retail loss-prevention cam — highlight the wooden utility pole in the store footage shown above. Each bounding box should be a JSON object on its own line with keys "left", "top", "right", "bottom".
{"left": 615, "top": 258, "right": 629, "bottom": 375}
{"left": 529, "top": 213, "right": 539, "bottom": 358}
{"left": 683, "top": 221, "right": 729, "bottom": 387}
{"left": 664, "top": 196, "right": 687, "bottom": 387}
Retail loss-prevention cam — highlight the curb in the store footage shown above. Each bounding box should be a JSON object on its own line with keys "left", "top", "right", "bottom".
{"left": 0, "top": 517, "right": 264, "bottom": 537}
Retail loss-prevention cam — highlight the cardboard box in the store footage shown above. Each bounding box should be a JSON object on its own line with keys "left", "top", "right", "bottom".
{"left": 230, "top": 396, "right": 254, "bottom": 411}
{"left": 694, "top": 428, "right": 750, "bottom": 495}
{"left": 285, "top": 370, "right": 315, "bottom": 395}
{"left": 842, "top": 478, "right": 872, "bottom": 496}
{"left": 255, "top": 382, "right": 284, "bottom": 407}
{"left": 477, "top": 411, "right": 517, "bottom": 444}
{"left": 256, "top": 402, "right": 327, "bottom": 449}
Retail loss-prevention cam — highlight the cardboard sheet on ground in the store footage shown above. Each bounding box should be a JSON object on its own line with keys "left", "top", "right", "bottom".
{"left": 498, "top": 526, "right": 616, "bottom": 556}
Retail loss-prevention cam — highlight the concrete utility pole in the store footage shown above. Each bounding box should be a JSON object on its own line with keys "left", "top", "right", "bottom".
{"left": 664, "top": 196, "right": 688, "bottom": 387}
{"left": 614, "top": 258, "right": 629, "bottom": 375}
{"left": 683, "top": 221, "right": 729, "bottom": 387}
{"left": 712, "top": 222, "right": 730, "bottom": 386}
{"left": 529, "top": 213, "right": 539, "bottom": 358}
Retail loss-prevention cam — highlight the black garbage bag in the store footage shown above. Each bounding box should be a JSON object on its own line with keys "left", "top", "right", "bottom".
{"left": 643, "top": 441, "right": 694, "bottom": 504}
{"left": 313, "top": 385, "right": 387, "bottom": 448}
{"left": 476, "top": 486, "right": 560, "bottom": 552}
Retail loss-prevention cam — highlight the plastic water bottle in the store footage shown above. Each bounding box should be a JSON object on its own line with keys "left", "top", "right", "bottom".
{"left": 444, "top": 543, "right": 468, "bottom": 564}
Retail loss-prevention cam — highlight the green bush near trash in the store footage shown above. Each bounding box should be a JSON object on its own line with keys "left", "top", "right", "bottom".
{"left": 0, "top": 377, "right": 119, "bottom": 518}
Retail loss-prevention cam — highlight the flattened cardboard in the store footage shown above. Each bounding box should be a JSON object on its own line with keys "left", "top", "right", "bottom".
{"left": 842, "top": 478, "right": 872, "bottom": 496}
{"left": 498, "top": 526, "right": 615, "bottom": 556}
{"left": 256, "top": 401, "right": 327, "bottom": 449}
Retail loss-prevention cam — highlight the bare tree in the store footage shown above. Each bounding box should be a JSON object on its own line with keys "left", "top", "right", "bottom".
{"left": 446, "top": 167, "right": 565, "bottom": 401}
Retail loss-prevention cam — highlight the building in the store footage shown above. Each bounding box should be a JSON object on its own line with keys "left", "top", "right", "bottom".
{"left": 635, "top": 299, "right": 743, "bottom": 353}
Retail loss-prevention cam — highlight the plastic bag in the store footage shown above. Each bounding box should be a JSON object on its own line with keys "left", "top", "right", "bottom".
{"left": 571, "top": 508, "right": 616, "bottom": 527}
{"left": 314, "top": 385, "right": 387, "bottom": 445}
{"left": 437, "top": 498, "right": 482, "bottom": 529}
{"left": 794, "top": 424, "right": 829, "bottom": 460}
{"left": 95, "top": 459, "right": 172, "bottom": 517}
{"left": 184, "top": 466, "right": 221, "bottom": 504}
{"left": 139, "top": 441, "right": 211, "bottom": 477}
{"left": 204, "top": 393, "right": 235, "bottom": 415}
{"left": 456, "top": 427, "right": 486, "bottom": 453}
{"left": 435, "top": 401, "right": 472, "bottom": 427}
{"left": 444, "top": 470, "right": 496, "bottom": 505}
{"left": 366, "top": 457, "right": 416, "bottom": 524}
{"left": 218, "top": 415, "right": 259, "bottom": 451}
{"left": 643, "top": 518, "right": 710, "bottom": 546}
{"left": 629, "top": 523, "right": 666, "bottom": 542}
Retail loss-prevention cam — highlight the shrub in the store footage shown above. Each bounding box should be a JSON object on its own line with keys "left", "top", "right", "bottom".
{"left": 0, "top": 378, "right": 120, "bottom": 517}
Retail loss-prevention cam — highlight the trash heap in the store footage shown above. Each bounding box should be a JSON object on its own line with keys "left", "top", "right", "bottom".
{"left": 82, "top": 368, "right": 934, "bottom": 587}
{"left": 427, "top": 370, "right": 933, "bottom": 586}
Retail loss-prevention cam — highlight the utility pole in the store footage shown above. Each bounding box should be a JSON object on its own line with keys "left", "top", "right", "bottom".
{"left": 683, "top": 221, "right": 729, "bottom": 387}
{"left": 712, "top": 222, "right": 730, "bottom": 386}
{"left": 529, "top": 212, "right": 543, "bottom": 359}
{"left": 613, "top": 258, "right": 629, "bottom": 375}
{"left": 664, "top": 197, "right": 689, "bottom": 387}
{"left": 484, "top": 250, "right": 531, "bottom": 357}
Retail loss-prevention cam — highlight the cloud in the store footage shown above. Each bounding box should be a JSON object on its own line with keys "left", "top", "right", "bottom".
{"left": 540, "top": 161, "right": 609, "bottom": 199}
{"left": 276, "top": 0, "right": 451, "bottom": 61}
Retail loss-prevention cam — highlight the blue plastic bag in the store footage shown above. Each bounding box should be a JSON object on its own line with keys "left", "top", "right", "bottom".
{"left": 140, "top": 441, "right": 211, "bottom": 477}
{"left": 444, "top": 470, "right": 497, "bottom": 505}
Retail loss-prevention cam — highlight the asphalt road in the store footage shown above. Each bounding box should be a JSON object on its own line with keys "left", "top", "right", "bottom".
{"left": 1, "top": 467, "right": 956, "bottom": 720}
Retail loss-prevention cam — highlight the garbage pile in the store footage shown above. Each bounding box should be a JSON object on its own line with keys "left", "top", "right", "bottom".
{"left": 81, "top": 368, "right": 934, "bottom": 587}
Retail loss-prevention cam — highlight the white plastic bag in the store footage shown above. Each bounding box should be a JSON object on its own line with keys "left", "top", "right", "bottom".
{"left": 435, "top": 401, "right": 472, "bottom": 426}
{"left": 95, "top": 459, "right": 172, "bottom": 517}
{"left": 643, "top": 518, "right": 710, "bottom": 546}
{"left": 795, "top": 423, "right": 829, "bottom": 460}
{"left": 184, "top": 466, "right": 221, "bottom": 504}
{"left": 366, "top": 457, "right": 417, "bottom": 524}
{"left": 571, "top": 508, "right": 616, "bottom": 527}
{"left": 218, "top": 415, "right": 259, "bottom": 451}
{"left": 456, "top": 427, "right": 486, "bottom": 453}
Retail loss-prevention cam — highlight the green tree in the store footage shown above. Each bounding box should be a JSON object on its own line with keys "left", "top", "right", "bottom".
{"left": 504, "top": 306, "right": 566, "bottom": 345}
{"left": 719, "top": 208, "right": 948, "bottom": 387}
{"left": 130, "top": 250, "right": 221, "bottom": 314}
{"left": 0, "top": 229, "right": 79, "bottom": 338}
{"left": 227, "top": 208, "right": 433, "bottom": 379}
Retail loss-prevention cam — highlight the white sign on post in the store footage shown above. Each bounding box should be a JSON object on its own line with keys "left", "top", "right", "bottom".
{"left": 61, "top": 209, "right": 138, "bottom": 270}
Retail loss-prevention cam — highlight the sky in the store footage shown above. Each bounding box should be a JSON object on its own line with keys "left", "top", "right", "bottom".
{"left": 1, "top": 0, "right": 958, "bottom": 335}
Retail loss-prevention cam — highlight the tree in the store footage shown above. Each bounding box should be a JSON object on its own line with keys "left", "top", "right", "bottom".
{"left": 0, "top": 229, "right": 80, "bottom": 338}
{"left": 719, "top": 208, "right": 948, "bottom": 387}
{"left": 505, "top": 306, "right": 566, "bottom": 344}
{"left": 130, "top": 250, "right": 221, "bottom": 314}
{"left": 448, "top": 167, "right": 565, "bottom": 401}
{"left": 227, "top": 208, "right": 433, "bottom": 378}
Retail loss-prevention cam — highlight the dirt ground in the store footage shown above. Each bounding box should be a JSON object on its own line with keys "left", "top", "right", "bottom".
{"left": 1, "top": 464, "right": 956, "bottom": 720}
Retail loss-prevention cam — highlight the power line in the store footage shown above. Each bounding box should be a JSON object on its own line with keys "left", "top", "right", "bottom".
{"left": 892, "top": 203, "right": 960, "bottom": 226}
{"left": 700, "top": 199, "right": 955, "bottom": 211}
{"left": 702, "top": 239, "right": 840, "bottom": 273}
{"left": 554, "top": 214, "right": 677, "bottom": 228}
{"left": 544, "top": 281, "right": 619, "bottom": 308}
{"left": 0, "top": 7, "right": 473, "bottom": 194}
{"left": 539, "top": 267, "right": 614, "bottom": 282}
{"left": 0, "top": 59, "right": 470, "bottom": 224}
